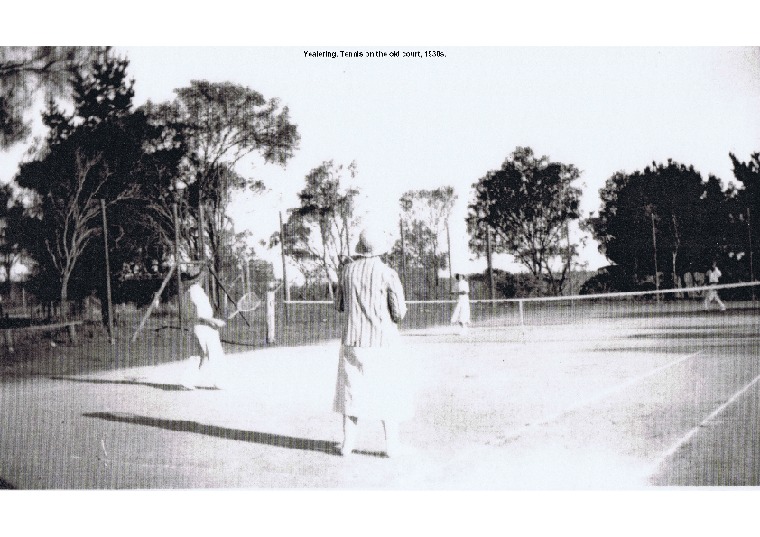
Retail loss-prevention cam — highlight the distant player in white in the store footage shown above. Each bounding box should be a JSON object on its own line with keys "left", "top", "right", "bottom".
{"left": 182, "top": 278, "right": 226, "bottom": 389}
{"left": 704, "top": 260, "right": 727, "bottom": 311}
{"left": 450, "top": 273, "right": 471, "bottom": 335}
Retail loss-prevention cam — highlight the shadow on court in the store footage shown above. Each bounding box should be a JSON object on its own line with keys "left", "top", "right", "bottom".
{"left": 82, "top": 411, "right": 341, "bottom": 456}
{"left": 50, "top": 376, "right": 203, "bottom": 392}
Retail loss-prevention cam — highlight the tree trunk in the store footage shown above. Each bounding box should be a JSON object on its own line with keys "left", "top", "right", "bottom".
{"left": 672, "top": 251, "right": 680, "bottom": 297}
{"left": 432, "top": 240, "right": 439, "bottom": 287}
{"left": 60, "top": 272, "right": 70, "bottom": 322}
{"left": 319, "top": 225, "right": 335, "bottom": 301}
{"left": 3, "top": 261, "right": 12, "bottom": 298}
{"left": 59, "top": 271, "right": 77, "bottom": 342}
{"left": 323, "top": 256, "right": 334, "bottom": 301}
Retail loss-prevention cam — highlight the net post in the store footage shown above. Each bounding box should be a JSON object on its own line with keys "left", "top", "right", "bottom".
{"left": 198, "top": 202, "right": 209, "bottom": 296}
{"left": 266, "top": 288, "right": 276, "bottom": 344}
{"left": 100, "top": 199, "right": 115, "bottom": 345}
{"left": 172, "top": 202, "right": 184, "bottom": 332}
{"left": 748, "top": 207, "right": 755, "bottom": 302}
{"left": 279, "top": 210, "right": 290, "bottom": 322}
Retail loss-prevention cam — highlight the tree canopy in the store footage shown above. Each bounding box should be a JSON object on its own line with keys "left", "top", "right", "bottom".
{"left": 144, "top": 80, "right": 300, "bottom": 302}
{"left": 14, "top": 54, "right": 186, "bottom": 313}
{"left": 0, "top": 183, "right": 24, "bottom": 291}
{"left": 281, "top": 160, "right": 359, "bottom": 299}
{"left": 586, "top": 159, "right": 749, "bottom": 289}
{"left": 0, "top": 46, "right": 101, "bottom": 148}
{"left": 730, "top": 152, "right": 760, "bottom": 264}
{"left": 387, "top": 186, "right": 457, "bottom": 298}
{"left": 467, "top": 147, "right": 582, "bottom": 295}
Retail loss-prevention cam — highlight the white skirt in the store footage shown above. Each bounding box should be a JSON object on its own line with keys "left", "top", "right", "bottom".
{"left": 333, "top": 344, "right": 415, "bottom": 421}
{"left": 450, "top": 296, "right": 471, "bottom": 324}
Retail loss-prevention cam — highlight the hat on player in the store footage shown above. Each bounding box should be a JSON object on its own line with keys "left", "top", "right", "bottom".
{"left": 355, "top": 226, "right": 393, "bottom": 255}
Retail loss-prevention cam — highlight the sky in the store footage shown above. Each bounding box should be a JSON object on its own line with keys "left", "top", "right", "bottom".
{"left": 109, "top": 46, "right": 760, "bottom": 276}
{"left": 2, "top": 15, "right": 760, "bottom": 281}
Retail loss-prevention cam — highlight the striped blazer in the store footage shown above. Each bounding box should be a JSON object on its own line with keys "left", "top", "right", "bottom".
{"left": 335, "top": 256, "right": 407, "bottom": 347}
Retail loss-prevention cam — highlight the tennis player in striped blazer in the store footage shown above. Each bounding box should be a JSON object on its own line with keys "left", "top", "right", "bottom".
{"left": 333, "top": 226, "right": 412, "bottom": 457}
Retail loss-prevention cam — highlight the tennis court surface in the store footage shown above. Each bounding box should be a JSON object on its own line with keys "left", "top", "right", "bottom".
{"left": 0, "top": 297, "right": 758, "bottom": 489}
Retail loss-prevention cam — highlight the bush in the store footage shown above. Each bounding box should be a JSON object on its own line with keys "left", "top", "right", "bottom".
{"left": 579, "top": 265, "right": 637, "bottom": 295}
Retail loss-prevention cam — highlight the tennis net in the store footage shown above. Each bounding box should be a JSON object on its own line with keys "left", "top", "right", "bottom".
{"left": 278, "top": 281, "right": 760, "bottom": 344}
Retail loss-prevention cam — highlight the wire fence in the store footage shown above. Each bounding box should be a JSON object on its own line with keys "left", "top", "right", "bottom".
{"left": 3, "top": 277, "right": 758, "bottom": 353}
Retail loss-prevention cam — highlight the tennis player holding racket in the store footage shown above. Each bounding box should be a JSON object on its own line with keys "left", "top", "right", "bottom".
{"left": 181, "top": 276, "right": 227, "bottom": 390}
{"left": 333, "top": 226, "right": 412, "bottom": 457}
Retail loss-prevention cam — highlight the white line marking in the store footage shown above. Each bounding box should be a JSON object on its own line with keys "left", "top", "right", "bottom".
{"left": 539, "top": 351, "right": 703, "bottom": 425}
{"left": 652, "top": 367, "right": 760, "bottom": 471}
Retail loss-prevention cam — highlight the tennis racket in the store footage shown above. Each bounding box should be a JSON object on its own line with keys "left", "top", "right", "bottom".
{"left": 227, "top": 291, "right": 262, "bottom": 320}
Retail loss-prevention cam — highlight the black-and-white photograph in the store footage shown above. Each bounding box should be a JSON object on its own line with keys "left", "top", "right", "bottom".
{"left": 2, "top": 3, "right": 760, "bottom": 533}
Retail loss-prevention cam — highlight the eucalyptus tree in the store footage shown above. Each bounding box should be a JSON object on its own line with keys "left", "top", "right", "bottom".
{"left": 282, "top": 160, "right": 359, "bottom": 300}
{"left": 0, "top": 183, "right": 24, "bottom": 295}
{"left": 467, "top": 147, "right": 582, "bottom": 295}
{"left": 14, "top": 55, "right": 185, "bottom": 319}
{"left": 145, "top": 80, "right": 300, "bottom": 297}
{"left": 588, "top": 160, "right": 724, "bottom": 289}
{"left": 391, "top": 186, "right": 456, "bottom": 296}
{"left": 0, "top": 46, "right": 101, "bottom": 148}
{"left": 729, "top": 152, "right": 760, "bottom": 282}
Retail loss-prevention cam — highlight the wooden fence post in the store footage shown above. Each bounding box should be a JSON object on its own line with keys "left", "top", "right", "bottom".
{"left": 266, "top": 288, "right": 276, "bottom": 344}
